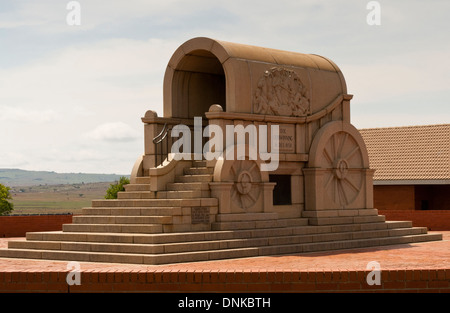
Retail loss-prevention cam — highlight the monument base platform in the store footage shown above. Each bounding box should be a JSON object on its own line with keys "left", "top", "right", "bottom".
{"left": 0, "top": 232, "right": 449, "bottom": 293}
{"left": 0, "top": 221, "right": 442, "bottom": 265}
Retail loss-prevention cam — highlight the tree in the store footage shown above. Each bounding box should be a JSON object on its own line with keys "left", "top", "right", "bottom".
{"left": 104, "top": 177, "right": 130, "bottom": 199}
{"left": 0, "top": 183, "right": 14, "bottom": 215}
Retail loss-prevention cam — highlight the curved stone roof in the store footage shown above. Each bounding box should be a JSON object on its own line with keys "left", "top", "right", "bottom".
{"left": 163, "top": 37, "right": 348, "bottom": 118}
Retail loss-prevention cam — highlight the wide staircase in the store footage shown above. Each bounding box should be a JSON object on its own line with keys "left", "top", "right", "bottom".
{"left": 0, "top": 160, "right": 442, "bottom": 265}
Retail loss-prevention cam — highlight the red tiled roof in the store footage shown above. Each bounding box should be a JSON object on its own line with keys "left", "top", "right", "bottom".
{"left": 359, "top": 124, "right": 450, "bottom": 181}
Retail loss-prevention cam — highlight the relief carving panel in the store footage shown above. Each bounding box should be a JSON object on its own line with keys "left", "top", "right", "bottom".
{"left": 254, "top": 67, "right": 310, "bottom": 117}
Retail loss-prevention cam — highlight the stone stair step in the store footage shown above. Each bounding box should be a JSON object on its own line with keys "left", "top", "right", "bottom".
{"left": 8, "top": 240, "right": 165, "bottom": 254}
{"left": 124, "top": 184, "right": 151, "bottom": 192}
{"left": 117, "top": 191, "right": 156, "bottom": 199}
{"left": 163, "top": 190, "right": 210, "bottom": 199}
{"left": 116, "top": 191, "right": 212, "bottom": 200}
{"left": 26, "top": 231, "right": 137, "bottom": 244}
{"left": 91, "top": 198, "right": 218, "bottom": 208}
{"left": 134, "top": 177, "right": 152, "bottom": 184}
{"left": 192, "top": 160, "right": 207, "bottom": 167}
{"left": 62, "top": 224, "right": 163, "bottom": 234}
{"left": 258, "top": 233, "right": 443, "bottom": 255}
{"left": 215, "top": 213, "right": 278, "bottom": 222}
{"left": 150, "top": 247, "right": 260, "bottom": 265}
{"left": 166, "top": 182, "right": 210, "bottom": 191}
{"left": 81, "top": 207, "right": 182, "bottom": 216}
{"left": 308, "top": 215, "right": 386, "bottom": 226}
{"left": 302, "top": 209, "right": 379, "bottom": 218}
{"left": 0, "top": 248, "right": 147, "bottom": 264}
{"left": 362, "top": 220, "right": 412, "bottom": 230}
{"left": 183, "top": 167, "right": 214, "bottom": 175}
{"left": 72, "top": 215, "right": 173, "bottom": 224}
{"left": 175, "top": 175, "right": 213, "bottom": 183}
{"left": 211, "top": 218, "right": 309, "bottom": 231}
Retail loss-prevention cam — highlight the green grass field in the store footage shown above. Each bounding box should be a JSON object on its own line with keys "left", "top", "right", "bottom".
{"left": 8, "top": 182, "right": 112, "bottom": 215}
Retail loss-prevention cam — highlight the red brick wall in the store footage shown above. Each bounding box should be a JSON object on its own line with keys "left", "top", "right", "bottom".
{"left": 379, "top": 210, "right": 450, "bottom": 231}
{"left": 0, "top": 269, "right": 449, "bottom": 293}
{"left": 415, "top": 185, "right": 450, "bottom": 211}
{"left": 375, "top": 184, "right": 450, "bottom": 211}
{"left": 0, "top": 215, "right": 73, "bottom": 238}
{"left": 374, "top": 185, "right": 415, "bottom": 210}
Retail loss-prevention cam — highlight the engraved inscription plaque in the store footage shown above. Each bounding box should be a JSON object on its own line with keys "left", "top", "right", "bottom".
{"left": 191, "top": 207, "right": 210, "bottom": 224}
{"left": 279, "top": 124, "right": 295, "bottom": 153}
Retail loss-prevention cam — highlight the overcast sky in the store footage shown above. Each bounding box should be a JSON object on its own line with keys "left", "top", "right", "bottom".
{"left": 0, "top": 0, "right": 449, "bottom": 174}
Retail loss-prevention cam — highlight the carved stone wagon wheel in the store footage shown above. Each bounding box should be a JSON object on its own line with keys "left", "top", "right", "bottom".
{"left": 308, "top": 121, "right": 371, "bottom": 209}
{"left": 228, "top": 160, "right": 262, "bottom": 210}
{"left": 321, "top": 131, "right": 364, "bottom": 207}
{"left": 212, "top": 144, "right": 270, "bottom": 212}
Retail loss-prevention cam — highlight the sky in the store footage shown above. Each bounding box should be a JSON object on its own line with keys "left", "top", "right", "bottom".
{"left": 0, "top": 0, "right": 449, "bottom": 174}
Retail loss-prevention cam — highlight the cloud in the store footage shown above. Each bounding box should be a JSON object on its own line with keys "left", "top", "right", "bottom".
{"left": 1, "top": 0, "right": 449, "bottom": 174}
{"left": 0, "top": 37, "right": 175, "bottom": 115}
{"left": 352, "top": 112, "right": 450, "bottom": 129}
{"left": 85, "top": 122, "right": 141, "bottom": 142}
{"left": 342, "top": 46, "right": 450, "bottom": 105}
{"left": 0, "top": 105, "right": 60, "bottom": 123}
{"left": 0, "top": 37, "right": 170, "bottom": 174}
{"left": 0, "top": 152, "right": 30, "bottom": 169}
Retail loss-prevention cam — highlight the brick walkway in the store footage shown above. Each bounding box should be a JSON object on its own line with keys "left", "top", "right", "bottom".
{"left": 0, "top": 231, "right": 449, "bottom": 293}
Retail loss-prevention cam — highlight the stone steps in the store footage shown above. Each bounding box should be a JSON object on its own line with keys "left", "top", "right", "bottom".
{"left": 73, "top": 215, "right": 173, "bottom": 224}
{"left": 175, "top": 175, "right": 213, "bottom": 183}
{"left": 192, "top": 160, "right": 207, "bottom": 167}
{"left": 12, "top": 220, "right": 415, "bottom": 245}
{"left": 134, "top": 177, "right": 152, "bottom": 184}
{"left": 117, "top": 191, "right": 156, "bottom": 199}
{"left": 7, "top": 226, "right": 430, "bottom": 255}
{"left": 183, "top": 167, "right": 214, "bottom": 175}
{"left": 0, "top": 230, "right": 442, "bottom": 265}
{"left": 166, "top": 182, "right": 210, "bottom": 191}
{"left": 212, "top": 218, "right": 309, "bottom": 231}
{"left": 81, "top": 207, "right": 182, "bottom": 216}
{"left": 62, "top": 224, "right": 164, "bottom": 234}
{"left": 124, "top": 184, "right": 151, "bottom": 192}
{"left": 308, "top": 215, "right": 387, "bottom": 226}
{"left": 78, "top": 166, "right": 218, "bottom": 238}
{"left": 117, "top": 190, "right": 211, "bottom": 199}
{"left": 91, "top": 198, "right": 218, "bottom": 208}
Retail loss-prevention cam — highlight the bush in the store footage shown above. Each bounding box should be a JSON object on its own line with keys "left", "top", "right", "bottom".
{"left": 0, "top": 183, "right": 14, "bottom": 215}
{"left": 104, "top": 176, "right": 130, "bottom": 199}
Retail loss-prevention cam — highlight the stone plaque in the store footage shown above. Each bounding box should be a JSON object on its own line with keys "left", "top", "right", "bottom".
{"left": 279, "top": 124, "right": 295, "bottom": 153}
{"left": 191, "top": 207, "right": 210, "bottom": 224}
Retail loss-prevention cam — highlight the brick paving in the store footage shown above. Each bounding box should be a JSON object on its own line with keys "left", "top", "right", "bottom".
{"left": 0, "top": 231, "right": 448, "bottom": 273}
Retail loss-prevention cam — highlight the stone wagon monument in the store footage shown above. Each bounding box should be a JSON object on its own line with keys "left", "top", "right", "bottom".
{"left": 0, "top": 38, "right": 441, "bottom": 264}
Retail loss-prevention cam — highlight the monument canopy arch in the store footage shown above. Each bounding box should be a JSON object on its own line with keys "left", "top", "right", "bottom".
{"left": 163, "top": 37, "right": 348, "bottom": 119}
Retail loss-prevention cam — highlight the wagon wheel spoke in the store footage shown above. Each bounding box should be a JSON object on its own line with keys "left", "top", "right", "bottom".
{"left": 338, "top": 133, "right": 348, "bottom": 159}
{"left": 323, "top": 148, "right": 334, "bottom": 166}
{"left": 343, "top": 176, "right": 360, "bottom": 193}
{"left": 324, "top": 172, "right": 334, "bottom": 190}
{"left": 343, "top": 146, "right": 360, "bottom": 161}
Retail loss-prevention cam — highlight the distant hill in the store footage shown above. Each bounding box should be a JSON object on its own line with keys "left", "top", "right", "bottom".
{"left": 0, "top": 169, "right": 128, "bottom": 187}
